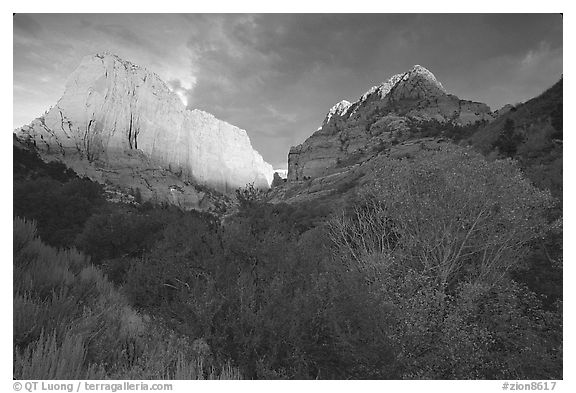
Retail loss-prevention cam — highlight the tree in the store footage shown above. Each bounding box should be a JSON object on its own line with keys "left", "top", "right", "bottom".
{"left": 235, "top": 183, "right": 266, "bottom": 209}
{"left": 330, "top": 145, "right": 552, "bottom": 289}
{"left": 493, "top": 118, "right": 523, "bottom": 156}
{"left": 327, "top": 145, "right": 559, "bottom": 378}
{"left": 13, "top": 177, "right": 105, "bottom": 248}
{"left": 76, "top": 210, "right": 163, "bottom": 264}
{"left": 550, "top": 103, "right": 562, "bottom": 140}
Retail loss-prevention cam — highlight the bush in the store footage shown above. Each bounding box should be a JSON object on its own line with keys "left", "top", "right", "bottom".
{"left": 333, "top": 145, "right": 552, "bottom": 288}
{"left": 236, "top": 183, "right": 267, "bottom": 209}
{"left": 14, "top": 178, "right": 105, "bottom": 248}
{"left": 122, "top": 199, "right": 398, "bottom": 379}
{"left": 76, "top": 210, "right": 164, "bottom": 264}
{"left": 493, "top": 119, "right": 524, "bottom": 156}
{"left": 13, "top": 144, "right": 77, "bottom": 183}
{"left": 13, "top": 217, "right": 241, "bottom": 380}
{"left": 14, "top": 329, "right": 106, "bottom": 380}
{"left": 327, "top": 145, "right": 560, "bottom": 378}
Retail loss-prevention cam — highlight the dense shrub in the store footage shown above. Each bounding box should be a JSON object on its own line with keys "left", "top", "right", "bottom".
{"left": 122, "top": 200, "right": 399, "bottom": 379}
{"left": 115, "top": 145, "right": 561, "bottom": 379}
{"left": 327, "top": 145, "right": 561, "bottom": 378}
{"left": 13, "top": 131, "right": 561, "bottom": 379}
{"left": 14, "top": 177, "right": 105, "bottom": 248}
{"left": 466, "top": 79, "right": 562, "bottom": 200}
{"left": 550, "top": 102, "right": 562, "bottom": 139}
{"left": 407, "top": 119, "right": 484, "bottom": 142}
{"left": 75, "top": 209, "right": 167, "bottom": 267}
{"left": 13, "top": 217, "right": 241, "bottom": 380}
{"left": 13, "top": 144, "right": 77, "bottom": 183}
{"left": 493, "top": 119, "right": 524, "bottom": 156}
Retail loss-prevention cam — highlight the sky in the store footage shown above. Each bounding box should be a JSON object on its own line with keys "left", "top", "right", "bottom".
{"left": 13, "top": 14, "right": 563, "bottom": 168}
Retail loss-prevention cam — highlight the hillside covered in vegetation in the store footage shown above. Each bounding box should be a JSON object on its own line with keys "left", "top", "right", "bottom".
{"left": 13, "top": 130, "right": 562, "bottom": 378}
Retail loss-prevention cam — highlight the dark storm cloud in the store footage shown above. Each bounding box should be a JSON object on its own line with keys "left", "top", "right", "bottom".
{"left": 13, "top": 14, "right": 562, "bottom": 168}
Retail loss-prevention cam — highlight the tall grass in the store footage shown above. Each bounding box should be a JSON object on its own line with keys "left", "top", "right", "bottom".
{"left": 13, "top": 217, "right": 242, "bottom": 380}
{"left": 14, "top": 329, "right": 106, "bottom": 379}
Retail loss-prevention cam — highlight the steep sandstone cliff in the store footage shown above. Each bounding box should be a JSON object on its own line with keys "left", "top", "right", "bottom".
{"left": 16, "top": 53, "right": 274, "bottom": 194}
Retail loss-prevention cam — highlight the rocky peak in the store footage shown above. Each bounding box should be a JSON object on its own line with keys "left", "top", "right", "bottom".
{"left": 321, "top": 100, "right": 352, "bottom": 128}
{"left": 357, "top": 65, "right": 446, "bottom": 103}
{"left": 406, "top": 65, "right": 446, "bottom": 90}
{"left": 389, "top": 64, "right": 447, "bottom": 99}
{"left": 357, "top": 73, "right": 404, "bottom": 103}
{"left": 324, "top": 65, "right": 448, "bottom": 125}
{"left": 288, "top": 64, "right": 494, "bottom": 182}
{"left": 16, "top": 53, "right": 274, "bottom": 199}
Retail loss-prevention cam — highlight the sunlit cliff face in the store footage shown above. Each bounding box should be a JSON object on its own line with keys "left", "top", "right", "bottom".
{"left": 16, "top": 52, "right": 274, "bottom": 192}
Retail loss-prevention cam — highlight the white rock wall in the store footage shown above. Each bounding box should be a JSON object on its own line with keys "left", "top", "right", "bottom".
{"left": 17, "top": 53, "right": 274, "bottom": 193}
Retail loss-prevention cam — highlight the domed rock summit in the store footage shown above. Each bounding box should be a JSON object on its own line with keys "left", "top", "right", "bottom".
{"left": 288, "top": 65, "right": 495, "bottom": 181}
{"left": 15, "top": 52, "right": 274, "bottom": 209}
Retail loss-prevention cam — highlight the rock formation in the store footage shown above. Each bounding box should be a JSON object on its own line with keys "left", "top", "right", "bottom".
{"left": 288, "top": 65, "right": 494, "bottom": 181}
{"left": 493, "top": 104, "right": 515, "bottom": 118}
{"left": 16, "top": 53, "right": 274, "bottom": 195}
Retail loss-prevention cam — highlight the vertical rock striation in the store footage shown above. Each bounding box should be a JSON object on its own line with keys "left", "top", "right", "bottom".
{"left": 16, "top": 53, "right": 274, "bottom": 193}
